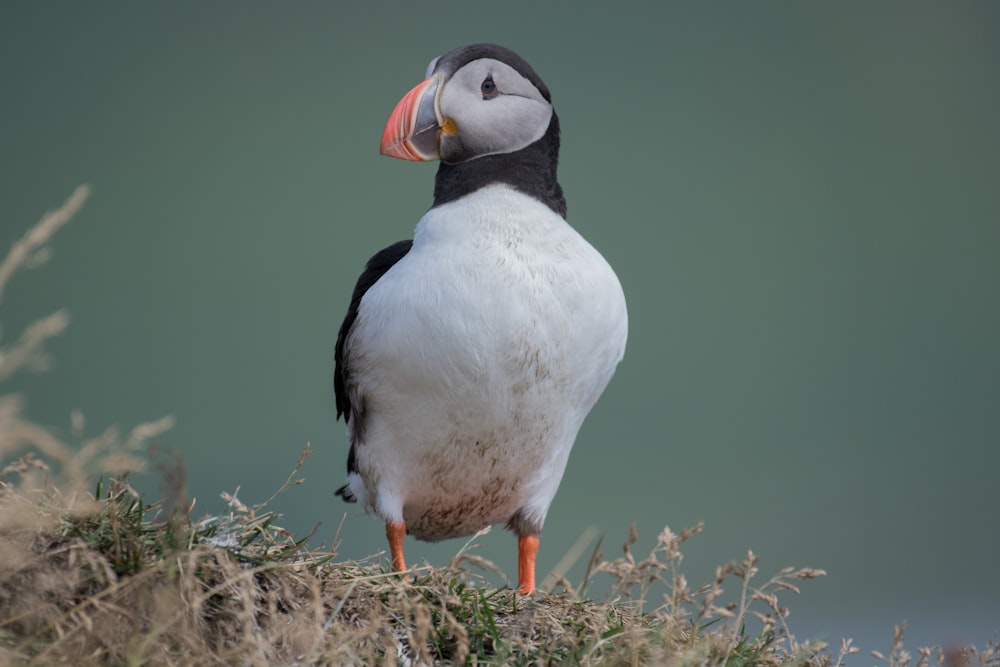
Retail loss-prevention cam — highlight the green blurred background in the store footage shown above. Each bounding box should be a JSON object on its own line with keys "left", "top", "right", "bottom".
{"left": 2, "top": 1, "right": 998, "bottom": 652}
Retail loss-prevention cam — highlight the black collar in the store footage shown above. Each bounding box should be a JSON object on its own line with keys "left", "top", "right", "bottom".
{"left": 432, "top": 114, "right": 566, "bottom": 218}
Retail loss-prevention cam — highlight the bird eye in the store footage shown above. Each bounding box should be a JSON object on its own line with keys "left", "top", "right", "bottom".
{"left": 480, "top": 74, "right": 498, "bottom": 99}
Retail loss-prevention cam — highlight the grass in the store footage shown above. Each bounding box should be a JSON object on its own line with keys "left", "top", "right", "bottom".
{"left": 1, "top": 189, "right": 997, "bottom": 665}
{"left": 0, "top": 458, "right": 834, "bottom": 666}
{"left": 2, "top": 465, "right": 993, "bottom": 667}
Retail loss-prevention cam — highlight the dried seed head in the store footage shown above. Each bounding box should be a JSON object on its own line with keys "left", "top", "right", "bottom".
{"left": 790, "top": 568, "right": 827, "bottom": 579}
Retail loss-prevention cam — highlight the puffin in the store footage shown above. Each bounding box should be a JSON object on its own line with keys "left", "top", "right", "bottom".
{"left": 334, "top": 43, "right": 627, "bottom": 594}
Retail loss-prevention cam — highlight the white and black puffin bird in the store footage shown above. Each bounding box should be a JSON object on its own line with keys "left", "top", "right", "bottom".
{"left": 334, "top": 43, "right": 627, "bottom": 594}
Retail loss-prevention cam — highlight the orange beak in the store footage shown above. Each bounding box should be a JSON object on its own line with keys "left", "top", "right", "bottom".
{"left": 380, "top": 75, "right": 444, "bottom": 161}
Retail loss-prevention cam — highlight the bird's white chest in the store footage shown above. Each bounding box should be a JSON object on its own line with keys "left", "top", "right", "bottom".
{"left": 346, "top": 186, "right": 627, "bottom": 539}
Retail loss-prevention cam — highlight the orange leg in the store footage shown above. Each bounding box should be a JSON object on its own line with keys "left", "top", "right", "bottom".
{"left": 517, "top": 534, "right": 540, "bottom": 594}
{"left": 386, "top": 521, "right": 407, "bottom": 571}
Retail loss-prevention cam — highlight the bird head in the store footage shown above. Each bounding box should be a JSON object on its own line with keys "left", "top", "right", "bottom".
{"left": 379, "top": 44, "right": 554, "bottom": 165}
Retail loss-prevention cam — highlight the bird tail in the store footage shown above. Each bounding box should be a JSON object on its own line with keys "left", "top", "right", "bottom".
{"left": 335, "top": 483, "right": 357, "bottom": 503}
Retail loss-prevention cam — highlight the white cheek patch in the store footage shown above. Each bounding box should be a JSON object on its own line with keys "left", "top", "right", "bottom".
{"left": 440, "top": 59, "right": 554, "bottom": 160}
{"left": 455, "top": 95, "right": 552, "bottom": 157}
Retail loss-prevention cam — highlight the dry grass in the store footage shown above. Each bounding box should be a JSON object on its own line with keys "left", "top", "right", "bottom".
{"left": 2, "top": 469, "right": 995, "bottom": 667}
{"left": 0, "top": 459, "right": 834, "bottom": 667}
{"left": 1, "top": 189, "right": 997, "bottom": 666}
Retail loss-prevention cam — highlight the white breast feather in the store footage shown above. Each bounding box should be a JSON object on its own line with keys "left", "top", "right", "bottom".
{"left": 344, "top": 185, "right": 627, "bottom": 540}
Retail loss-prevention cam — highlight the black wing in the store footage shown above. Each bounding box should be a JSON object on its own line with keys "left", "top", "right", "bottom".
{"left": 334, "top": 239, "right": 413, "bottom": 423}
{"left": 334, "top": 240, "right": 412, "bottom": 502}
